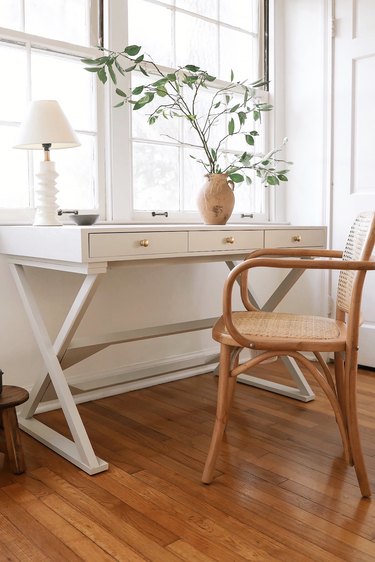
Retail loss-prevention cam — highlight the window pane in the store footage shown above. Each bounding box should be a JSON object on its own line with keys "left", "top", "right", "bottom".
{"left": 133, "top": 143, "right": 179, "bottom": 211}
{"left": 31, "top": 50, "right": 95, "bottom": 131}
{"left": 176, "top": 0, "right": 218, "bottom": 19}
{"left": 220, "top": 27, "right": 255, "bottom": 81}
{"left": 0, "top": 44, "right": 28, "bottom": 122}
{"left": 219, "top": 0, "right": 258, "bottom": 33}
{"left": 233, "top": 176, "right": 264, "bottom": 214}
{"left": 128, "top": 0, "right": 173, "bottom": 68}
{"left": 176, "top": 13, "right": 218, "bottom": 74}
{"left": 0, "top": 1, "right": 21, "bottom": 30}
{"left": 183, "top": 147, "right": 207, "bottom": 211}
{"left": 25, "top": 0, "right": 90, "bottom": 46}
{"left": 35, "top": 134, "right": 96, "bottom": 210}
{"left": 0, "top": 126, "right": 29, "bottom": 208}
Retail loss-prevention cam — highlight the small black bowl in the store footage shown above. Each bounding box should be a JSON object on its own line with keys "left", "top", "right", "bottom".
{"left": 70, "top": 214, "right": 99, "bottom": 226}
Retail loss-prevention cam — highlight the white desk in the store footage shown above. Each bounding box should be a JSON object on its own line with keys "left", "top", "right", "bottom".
{"left": 0, "top": 223, "right": 326, "bottom": 474}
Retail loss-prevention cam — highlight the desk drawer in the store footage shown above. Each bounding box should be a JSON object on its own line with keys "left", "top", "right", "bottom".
{"left": 265, "top": 229, "right": 326, "bottom": 248}
{"left": 189, "top": 230, "right": 263, "bottom": 252}
{"left": 89, "top": 232, "right": 188, "bottom": 258}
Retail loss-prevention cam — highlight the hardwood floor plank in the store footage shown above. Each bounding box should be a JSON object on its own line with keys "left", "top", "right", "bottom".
{"left": 0, "top": 510, "right": 50, "bottom": 561}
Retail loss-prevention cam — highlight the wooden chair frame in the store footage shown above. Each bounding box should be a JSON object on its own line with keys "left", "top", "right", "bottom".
{"left": 202, "top": 215, "right": 375, "bottom": 498}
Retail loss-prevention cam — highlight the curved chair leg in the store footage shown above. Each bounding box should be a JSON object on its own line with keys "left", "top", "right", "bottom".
{"left": 346, "top": 360, "right": 371, "bottom": 497}
{"left": 334, "top": 352, "right": 347, "bottom": 421}
{"left": 202, "top": 344, "right": 233, "bottom": 484}
{"left": 224, "top": 350, "right": 240, "bottom": 430}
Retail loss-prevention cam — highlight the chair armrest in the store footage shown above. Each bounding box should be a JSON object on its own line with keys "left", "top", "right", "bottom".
{"left": 238, "top": 257, "right": 375, "bottom": 272}
{"left": 244, "top": 248, "right": 343, "bottom": 259}
{"left": 238, "top": 253, "right": 375, "bottom": 312}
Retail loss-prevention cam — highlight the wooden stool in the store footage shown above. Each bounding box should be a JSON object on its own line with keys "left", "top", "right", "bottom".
{"left": 0, "top": 386, "right": 29, "bottom": 474}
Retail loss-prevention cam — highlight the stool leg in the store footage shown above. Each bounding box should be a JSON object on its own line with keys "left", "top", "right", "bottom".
{"left": 2, "top": 407, "right": 25, "bottom": 474}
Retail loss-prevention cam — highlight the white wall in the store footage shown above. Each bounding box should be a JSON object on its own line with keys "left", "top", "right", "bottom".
{"left": 273, "top": 0, "right": 330, "bottom": 315}
{"left": 0, "top": 0, "right": 331, "bottom": 392}
{"left": 276, "top": 0, "right": 330, "bottom": 227}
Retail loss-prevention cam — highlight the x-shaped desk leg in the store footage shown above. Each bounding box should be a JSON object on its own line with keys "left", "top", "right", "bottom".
{"left": 10, "top": 264, "right": 108, "bottom": 474}
{"left": 225, "top": 261, "right": 315, "bottom": 402}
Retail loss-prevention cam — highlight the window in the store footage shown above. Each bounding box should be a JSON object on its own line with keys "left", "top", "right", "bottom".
{"left": 0, "top": 1, "right": 102, "bottom": 222}
{"left": 107, "top": 0, "right": 270, "bottom": 223}
{"left": 0, "top": 1, "right": 269, "bottom": 224}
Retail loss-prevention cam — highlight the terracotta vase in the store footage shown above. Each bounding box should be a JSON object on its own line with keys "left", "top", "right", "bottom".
{"left": 197, "top": 173, "right": 235, "bottom": 225}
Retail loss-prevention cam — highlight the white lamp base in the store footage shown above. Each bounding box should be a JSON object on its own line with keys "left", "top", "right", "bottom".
{"left": 34, "top": 160, "right": 62, "bottom": 226}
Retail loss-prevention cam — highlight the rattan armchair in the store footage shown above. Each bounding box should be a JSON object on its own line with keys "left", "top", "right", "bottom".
{"left": 202, "top": 212, "right": 375, "bottom": 497}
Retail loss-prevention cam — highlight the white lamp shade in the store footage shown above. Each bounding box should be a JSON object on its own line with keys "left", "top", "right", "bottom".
{"left": 14, "top": 100, "right": 80, "bottom": 150}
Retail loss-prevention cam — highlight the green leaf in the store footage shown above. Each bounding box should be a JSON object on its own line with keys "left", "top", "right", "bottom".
{"left": 125, "top": 64, "right": 136, "bottom": 72}
{"left": 277, "top": 174, "right": 288, "bottom": 182}
{"left": 115, "top": 60, "right": 126, "bottom": 75}
{"left": 81, "top": 58, "right": 100, "bottom": 65}
{"left": 166, "top": 73, "right": 177, "bottom": 81}
{"left": 210, "top": 148, "right": 217, "bottom": 161}
{"left": 148, "top": 115, "right": 158, "bottom": 125}
{"left": 156, "top": 86, "right": 168, "bottom": 97}
{"left": 205, "top": 74, "right": 216, "bottom": 82}
{"left": 228, "top": 118, "right": 235, "bottom": 135}
{"left": 108, "top": 64, "right": 117, "bottom": 84}
{"left": 139, "top": 66, "right": 149, "bottom": 76}
{"left": 253, "top": 110, "right": 260, "bottom": 121}
{"left": 266, "top": 176, "right": 279, "bottom": 185}
{"left": 250, "top": 130, "right": 259, "bottom": 136}
{"left": 124, "top": 45, "right": 142, "bottom": 56}
{"left": 229, "top": 173, "right": 243, "bottom": 183}
{"left": 245, "top": 134, "right": 254, "bottom": 145}
{"left": 132, "top": 85, "right": 144, "bottom": 95}
{"left": 114, "top": 101, "right": 125, "bottom": 108}
{"left": 84, "top": 67, "right": 102, "bottom": 72}
{"left": 116, "top": 88, "right": 127, "bottom": 97}
{"left": 245, "top": 176, "right": 252, "bottom": 185}
{"left": 230, "top": 69, "right": 234, "bottom": 81}
{"left": 98, "top": 67, "right": 107, "bottom": 84}
{"left": 230, "top": 103, "right": 240, "bottom": 113}
{"left": 238, "top": 112, "right": 247, "bottom": 125}
{"left": 152, "top": 77, "right": 168, "bottom": 87}
{"left": 184, "top": 64, "right": 200, "bottom": 71}
{"left": 133, "top": 93, "right": 154, "bottom": 110}
{"left": 135, "top": 54, "right": 144, "bottom": 63}
{"left": 213, "top": 102, "right": 221, "bottom": 109}
{"left": 258, "top": 103, "right": 273, "bottom": 111}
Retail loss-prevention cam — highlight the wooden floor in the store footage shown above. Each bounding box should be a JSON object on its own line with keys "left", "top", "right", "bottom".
{"left": 1, "top": 361, "right": 375, "bottom": 561}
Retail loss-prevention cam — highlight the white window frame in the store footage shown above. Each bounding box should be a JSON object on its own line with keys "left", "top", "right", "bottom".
{"left": 0, "top": 3, "right": 106, "bottom": 225}
{"left": 104, "top": 0, "right": 277, "bottom": 225}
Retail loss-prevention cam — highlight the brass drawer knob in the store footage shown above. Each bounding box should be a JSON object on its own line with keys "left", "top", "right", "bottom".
{"left": 140, "top": 239, "right": 149, "bottom": 247}
{"left": 292, "top": 235, "right": 302, "bottom": 242}
{"left": 225, "top": 236, "right": 235, "bottom": 244}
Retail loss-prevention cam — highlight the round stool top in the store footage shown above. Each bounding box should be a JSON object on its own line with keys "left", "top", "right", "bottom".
{"left": 0, "top": 386, "right": 29, "bottom": 409}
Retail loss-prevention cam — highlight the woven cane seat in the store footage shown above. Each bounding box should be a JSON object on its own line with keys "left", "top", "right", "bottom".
{"left": 213, "top": 311, "right": 347, "bottom": 351}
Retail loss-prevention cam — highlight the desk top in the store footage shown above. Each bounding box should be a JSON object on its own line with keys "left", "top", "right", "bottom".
{"left": 0, "top": 224, "right": 327, "bottom": 271}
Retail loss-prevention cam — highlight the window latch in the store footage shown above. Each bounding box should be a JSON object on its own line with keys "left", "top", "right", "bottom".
{"left": 151, "top": 211, "right": 168, "bottom": 217}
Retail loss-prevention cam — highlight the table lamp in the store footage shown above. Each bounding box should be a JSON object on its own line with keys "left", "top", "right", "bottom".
{"left": 14, "top": 100, "right": 80, "bottom": 226}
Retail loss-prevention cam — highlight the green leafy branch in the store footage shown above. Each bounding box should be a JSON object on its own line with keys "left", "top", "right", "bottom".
{"left": 83, "top": 45, "right": 291, "bottom": 186}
